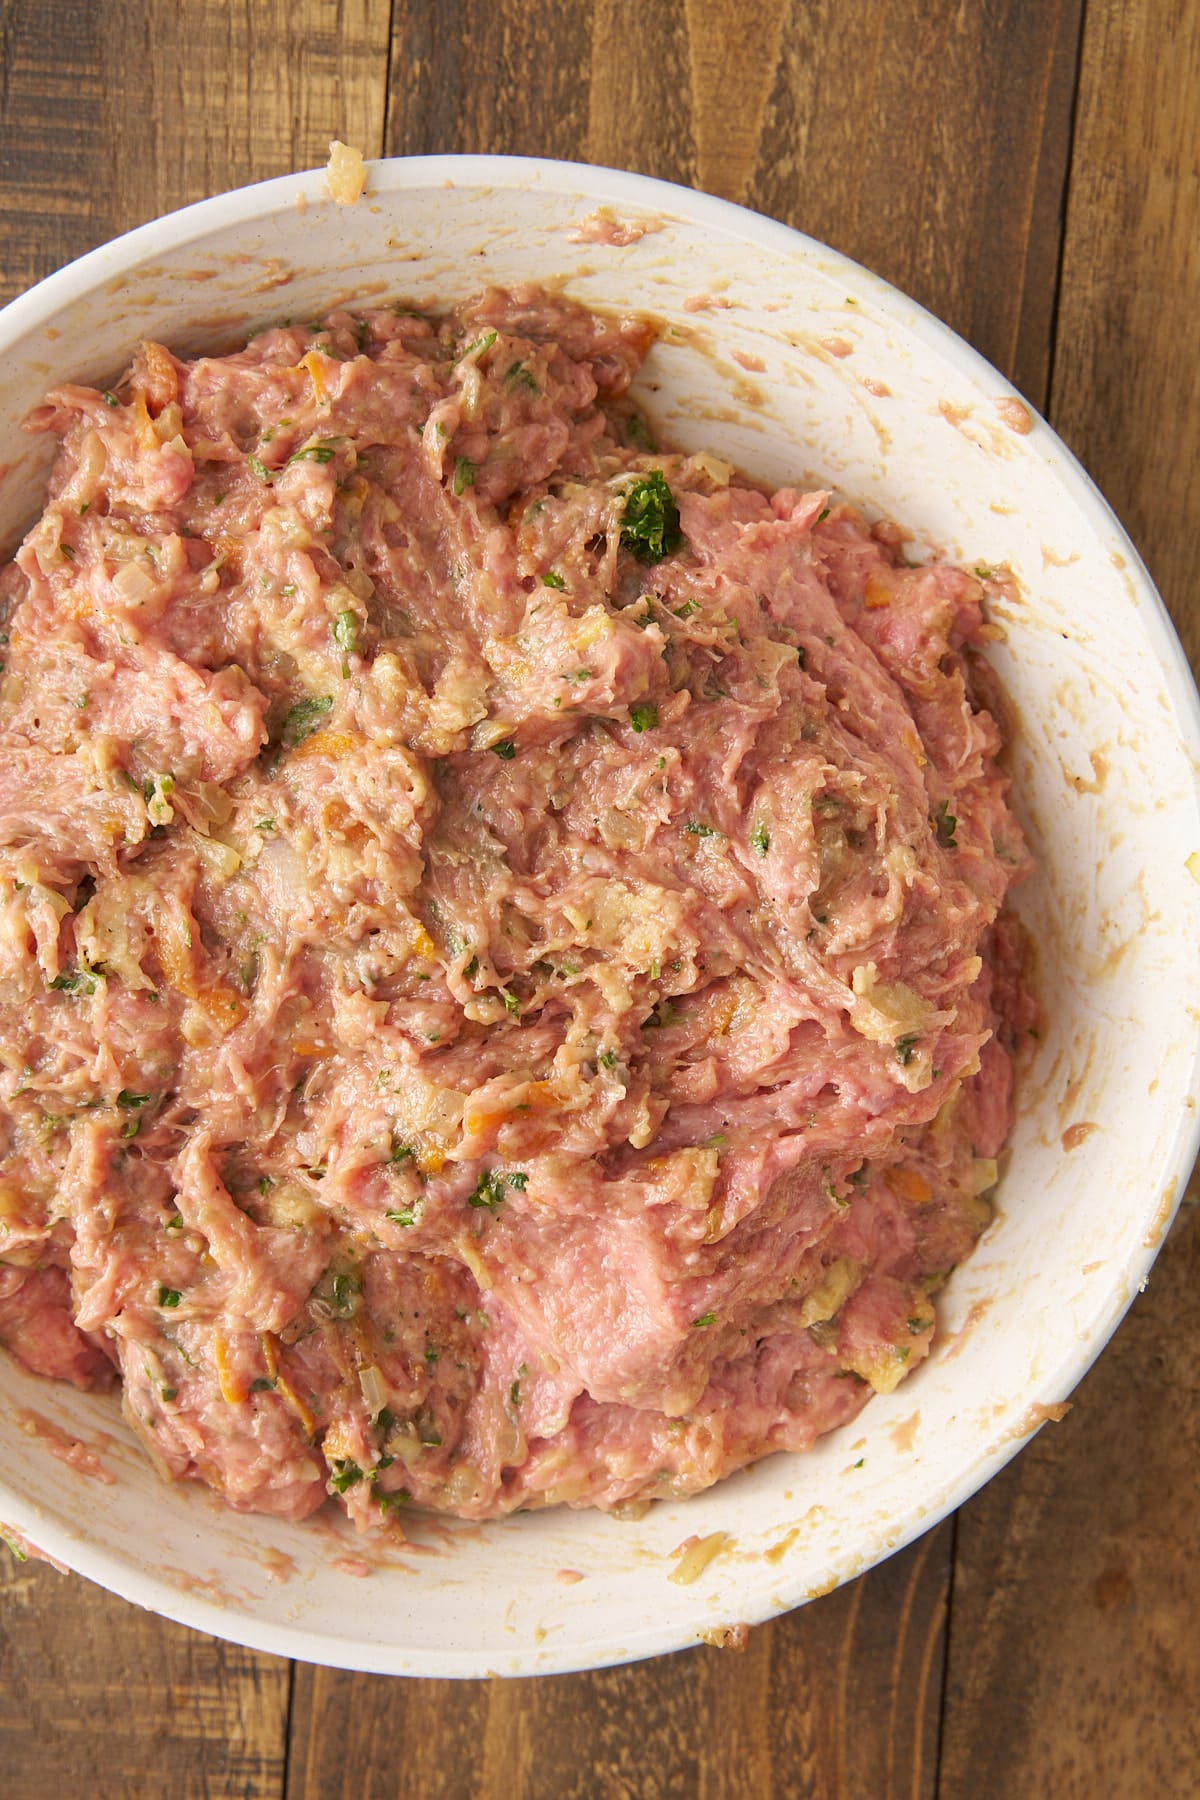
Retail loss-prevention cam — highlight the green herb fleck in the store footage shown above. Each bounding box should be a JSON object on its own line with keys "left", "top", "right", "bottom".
{"left": 332, "top": 610, "right": 359, "bottom": 654}
{"left": 459, "top": 330, "right": 497, "bottom": 361}
{"left": 751, "top": 822, "right": 770, "bottom": 856}
{"left": 117, "top": 1089, "right": 150, "bottom": 1109}
{"left": 328, "top": 1458, "right": 363, "bottom": 1493}
{"left": 246, "top": 455, "right": 272, "bottom": 481}
{"left": 164, "top": 1214, "right": 183, "bottom": 1234}
{"left": 685, "top": 821, "right": 718, "bottom": 838}
{"left": 453, "top": 456, "right": 476, "bottom": 496}
{"left": 329, "top": 1272, "right": 357, "bottom": 1317}
{"left": 933, "top": 801, "right": 958, "bottom": 848}
{"left": 492, "top": 739, "right": 516, "bottom": 760}
{"left": 505, "top": 359, "right": 537, "bottom": 392}
{"left": 288, "top": 440, "right": 340, "bottom": 465}
{"left": 620, "top": 470, "right": 683, "bottom": 565}
{"left": 629, "top": 701, "right": 659, "bottom": 733}
{"left": 907, "top": 1316, "right": 928, "bottom": 1334}
{"left": 895, "top": 1035, "right": 919, "bottom": 1066}
{"left": 692, "top": 1312, "right": 717, "bottom": 1329}
{"left": 280, "top": 693, "right": 333, "bottom": 747}
{"left": 541, "top": 570, "right": 566, "bottom": 589}
{"left": 386, "top": 1207, "right": 417, "bottom": 1228}
{"left": 467, "top": 1167, "right": 528, "bottom": 1211}
{"left": 157, "top": 1286, "right": 182, "bottom": 1309}
{"left": 103, "top": 391, "right": 119, "bottom": 408}
{"left": 673, "top": 599, "right": 700, "bottom": 619}
{"left": 49, "top": 961, "right": 101, "bottom": 996}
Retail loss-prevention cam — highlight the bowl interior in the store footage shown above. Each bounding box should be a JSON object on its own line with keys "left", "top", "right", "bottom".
{"left": 1, "top": 157, "right": 1198, "bottom": 1676}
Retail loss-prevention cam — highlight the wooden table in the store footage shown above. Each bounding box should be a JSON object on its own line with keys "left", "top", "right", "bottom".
{"left": 1, "top": 4, "right": 1197, "bottom": 1794}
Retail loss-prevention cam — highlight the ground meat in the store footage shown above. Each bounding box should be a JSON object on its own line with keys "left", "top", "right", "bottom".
{"left": 0, "top": 287, "right": 1032, "bottom": 1527}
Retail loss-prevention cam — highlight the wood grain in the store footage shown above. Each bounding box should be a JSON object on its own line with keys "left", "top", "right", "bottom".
{"left": 939, "top": 6, "right": 1200, "bottom": 1787}
{"left": 939, "top": 1198, "right": 1200, "bottom": 1798}
{"left": 0, "top": 1547, "right": 290, "bottom": 1799}
{"left": 0, "top": 0, "right": 391, "bottom": 305}
{"left": 387, "top": 1, "right": 1082, "bottom": 398}
{"left": 287, "top": 1519, "right": 951, "bottom": 1800}
{"left": 1049, "top": 0, "right": 1200, "bottom": 662}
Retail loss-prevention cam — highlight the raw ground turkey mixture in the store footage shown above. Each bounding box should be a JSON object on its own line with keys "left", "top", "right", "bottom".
{"left": 0, "top": 289, "right": 1032, "bottom": 1527}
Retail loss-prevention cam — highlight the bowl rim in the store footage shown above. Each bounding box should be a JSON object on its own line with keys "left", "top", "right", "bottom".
{"left": 2, "top": 151, "right": 1199, "bottom": 1676}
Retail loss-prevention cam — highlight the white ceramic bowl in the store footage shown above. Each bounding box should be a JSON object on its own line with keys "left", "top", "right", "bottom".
{"left": 2, "top": 156, "right": 1198, "bottom": 1677}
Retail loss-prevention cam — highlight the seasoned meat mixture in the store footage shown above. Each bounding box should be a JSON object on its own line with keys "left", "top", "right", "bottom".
{"left": 0, "top": 289, "right": 1031, "bottom": 1525}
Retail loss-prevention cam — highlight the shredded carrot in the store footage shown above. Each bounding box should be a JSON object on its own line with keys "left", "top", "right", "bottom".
{"left": 886, "top": 1166, "right": 933, "bottom": 1204}
{"left": 864, "top": 569, "right": 892, "bottom": 610}
{"left": 291, "top": 728, "right": 361, "bottom": 761}
{"left": 214, "top": 1328, "right": 250, "bottom": 1404}
{"left": 299, "top": 349, "right": 331, "bottom": 402}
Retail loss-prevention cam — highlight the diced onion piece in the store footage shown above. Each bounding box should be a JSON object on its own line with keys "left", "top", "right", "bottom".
{"left": 189, "top": 830, "right": 242, "bottom": 879}
{"left": 359, "top": 1364, "right": 387, "bottom": 1417}
{"left": 669, "top": 1531, "right": 731, "bottom": 1586}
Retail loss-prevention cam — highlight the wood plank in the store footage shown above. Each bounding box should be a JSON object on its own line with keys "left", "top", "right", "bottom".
{"left": 0, "top": 0, "right": 391, "bottom": 305}
{"left": 287, "top": 1520, "right": 952, "bottom": 1800}
{"left": 1048, "top": 0, "right": 1200, "bottom": 663}
{"left": 0, "top": 1548, "right": 290, "bottom": 1800}
{"left": 941, "top": 5, "right": 1200, "bottom": 1786}
{"left": 940, "top": 1198, "right": 1200, "bottom": 1797}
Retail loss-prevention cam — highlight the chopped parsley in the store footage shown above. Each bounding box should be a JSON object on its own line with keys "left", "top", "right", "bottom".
{"left": 467, "top": 1167, "right": 529, "bottom": 1211}
{"left": 673, "top": 598, "right": 700, "bottom": 619}
{"left": 288, "top": 440, "right": 340, "bottom": 464}
{"left": 280, "top": 693, "right": 333, "bottom": 747}
{"left": 157, "top": 1286, "right": 182, "bottom": 1309}
{"left": 907, "top": 1316, "right": 928, "bottom": 1334}
{"left": 329, "top": 1272, "right": 357, "bottom": 1317}
{"left": 934, "top": 801, "right": 958, "bottom": 848}
{"left": 751, "top": 821, "right": 770, "bottom": 855}
{"left": 685, "top": 821, "right": 718, "bottom": 838}
{"left": 328, "top": 1459, "right": 363, "bottom": 1493}
{"left": 459, "top": 329, "right": 497, "bottom": 361}
{"left": 116, "top": 1089, "right": 151, "bottom": 1109}
{"left": 692, "top": 1312, "right": 717, "bottom": 1328}
{"left": 385, "top": 1206, "right": 417, "bottom": 1228}
{"left": 332, "top": 610, "right": 360, "bottom": 653}
{"left": 453, "top": 456, "right": 476, "bottom": 496}
{"left": 895, "top": 1035, "right": 919, "bottom": 1066}
{"left": 492, "top": 739, "right": 516, "bottom": 760}
{"left": 246, "top": 454, "right": 272, "bottom": 481}
{"left": 629, "top": 701, "right": 659, "bottom": 732}
{"left": 505, "top": 359, "right": 537, "bottom": 392}
{"left": 103, "top": 390, "right": 119, "bottom": 408}
{"left": 620, "top": 470, "right": 683, "bottom": 564}
{"left": 49, "top": 959, "right": 102, "bottom": 996}
{"left": 817, "top": 505, "right": 831, "bottom": 522}
{"left": 541, "top": 570, "right": 566, "bottom": 589}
